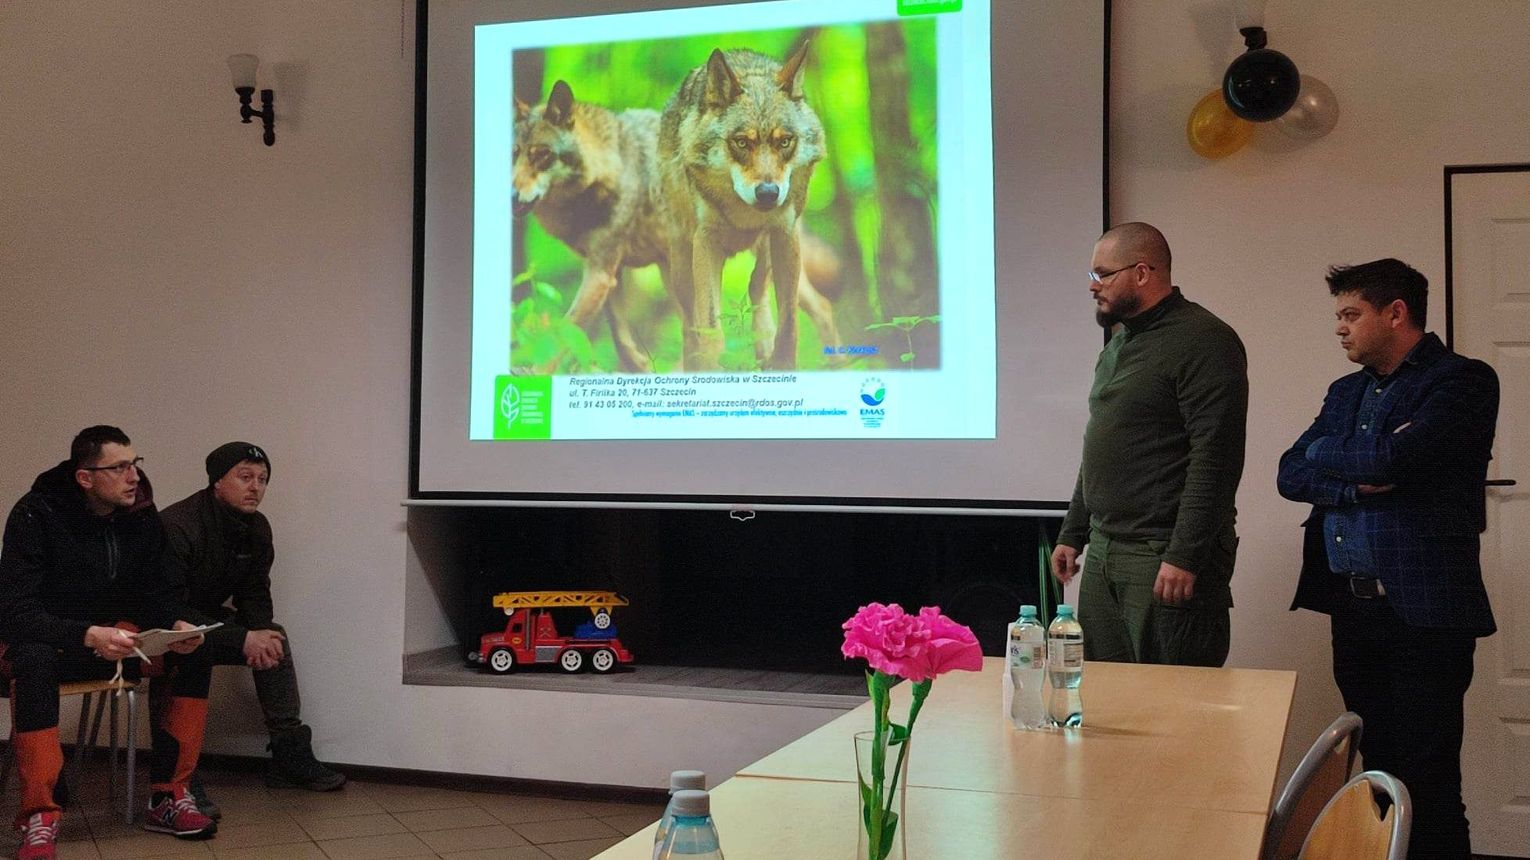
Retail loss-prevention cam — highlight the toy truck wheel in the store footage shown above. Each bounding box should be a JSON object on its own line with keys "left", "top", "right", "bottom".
{"left": 488, "top": 647, "right": 516, "bottom": 674}
{"left": 591, "top": 648, "right": 618, "bottom": 674}
{"left": 558, "top": 648, "right": 585, "bottom": 673}
{"left": 592, "top": 610, "right": 612, "bottom": 630}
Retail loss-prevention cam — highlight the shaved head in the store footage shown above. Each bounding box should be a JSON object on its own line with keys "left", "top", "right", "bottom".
{"left": 1099, "top": 222, "right": 1171, "bottom": 274}
{"left": 1089, "top": 221, "right": 1175, "bottom": 326}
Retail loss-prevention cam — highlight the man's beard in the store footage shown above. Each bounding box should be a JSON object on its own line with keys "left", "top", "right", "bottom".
{"left": 1094, "top": 292, "right": 1142, "bottom": 328}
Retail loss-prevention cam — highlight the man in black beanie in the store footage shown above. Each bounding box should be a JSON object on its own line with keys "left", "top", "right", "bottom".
{"left": 159, "top": 443, "right": 345, "bottom": 811}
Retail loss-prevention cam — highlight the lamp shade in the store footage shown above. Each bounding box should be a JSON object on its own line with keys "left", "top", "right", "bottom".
{"left": 227, "top": 54, "right": 259, "bottom": 89}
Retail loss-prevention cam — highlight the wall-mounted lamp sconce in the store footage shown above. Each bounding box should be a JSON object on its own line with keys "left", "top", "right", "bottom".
{"left": 228, "top": 54, "right": 275, "bottom": 146}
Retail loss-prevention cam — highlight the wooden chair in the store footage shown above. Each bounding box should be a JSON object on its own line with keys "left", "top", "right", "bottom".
{"left": 1, "top": 678, "right": 140, "bottom": 825}
{"left": 1299, "top": 770, "right": 1411, "bottom": 860}
{"left": 1261, "top": 711, "right": 1363, "bottom": 860}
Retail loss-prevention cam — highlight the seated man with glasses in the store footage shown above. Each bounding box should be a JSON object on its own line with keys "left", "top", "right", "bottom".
{"left": 0, "top": 426, "right": 218, "bottom": 859}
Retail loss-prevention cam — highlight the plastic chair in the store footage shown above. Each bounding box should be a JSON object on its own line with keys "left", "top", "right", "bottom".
{"left": 1, "top": 678, "right": 140, "bottom": 825}
{"left": 1261, "top": 711, "right": 1363, "bottom": 860}
{"left": 1299, "top": 770, "right": 1411, "bottom": 860}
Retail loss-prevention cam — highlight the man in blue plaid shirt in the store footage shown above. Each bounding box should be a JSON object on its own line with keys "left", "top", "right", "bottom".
{"left": 1278, "top": 258, "right": 1498, "bottom": 859}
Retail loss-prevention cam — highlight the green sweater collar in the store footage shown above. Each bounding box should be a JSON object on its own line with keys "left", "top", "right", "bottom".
{"left": 1121, "top": 286, "right": 1186, "bottom": 334}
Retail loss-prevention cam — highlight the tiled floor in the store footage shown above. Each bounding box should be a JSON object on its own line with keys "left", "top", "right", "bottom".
{"left": 2, "top": 764, "right": 663, "bottom": 859}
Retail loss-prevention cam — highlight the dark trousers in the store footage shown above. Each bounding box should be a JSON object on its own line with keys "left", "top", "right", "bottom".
{"left": 1078, "top": 528, "right": 1233, "bottom": 667}
{"left": 8, "top": 644, "right": 135, "bottom": 733}
{"left": 8, "top": 639, "right": 211, "bottom": 793}
{"left": 1330, "top": 596, "right": 1476, "bottom": 860}
{"left": 158, "top": 623, "right": 303, "bottom": 740}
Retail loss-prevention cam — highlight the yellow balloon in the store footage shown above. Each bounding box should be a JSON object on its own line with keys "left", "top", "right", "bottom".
{"left": 1186, "top": 89, "right": 1254, "bottom": 159}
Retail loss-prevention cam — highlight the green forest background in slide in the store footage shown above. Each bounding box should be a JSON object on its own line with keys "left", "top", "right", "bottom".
{"left": 509, "top": 20, "right": 942, "bottom": 373}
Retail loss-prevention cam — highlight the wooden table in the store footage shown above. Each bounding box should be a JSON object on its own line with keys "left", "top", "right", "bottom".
{"left": 599, "top": 778, "right": 1271, "bottom": 859}
{"left": 597, "top": 659, "right": 1296, "bottom": 859}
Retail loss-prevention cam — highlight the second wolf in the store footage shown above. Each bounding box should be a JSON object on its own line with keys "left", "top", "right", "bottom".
{"left": 657, "top": 43, "right": 825, "bottom": 370}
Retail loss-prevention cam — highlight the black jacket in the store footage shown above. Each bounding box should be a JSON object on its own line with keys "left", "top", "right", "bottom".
{"left": 0, "top": 462, "right": 185, "bottom": 649}
{"left": 1277, "top": 333, "right": 1498, "bottom": 635}
{"left": 159, "top": 487, "right": 276, "bottom": 640}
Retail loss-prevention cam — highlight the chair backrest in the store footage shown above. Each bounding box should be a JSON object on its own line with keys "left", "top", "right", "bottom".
{"left": 1262, "top": 711, "right": 1362, "bottom": 860}
{"left": 1299, "top": 771, "right": 1411, "bottom": 860}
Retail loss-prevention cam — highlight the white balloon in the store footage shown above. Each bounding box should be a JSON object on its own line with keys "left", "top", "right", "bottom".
{"left": 1276, "top": 74, "right": 1339, "bottom": 140}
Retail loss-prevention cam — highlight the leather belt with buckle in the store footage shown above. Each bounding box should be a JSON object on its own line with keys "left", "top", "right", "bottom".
{"left": 1347, "top": 576, "right": 1385, "bottom": 599}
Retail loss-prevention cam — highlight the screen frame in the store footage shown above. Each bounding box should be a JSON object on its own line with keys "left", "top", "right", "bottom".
{"left": 407, "top": 0, "right": 1112, "bottom": 511}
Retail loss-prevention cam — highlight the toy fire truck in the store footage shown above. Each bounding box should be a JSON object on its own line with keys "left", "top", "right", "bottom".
{"left": 467, "top": 590, "right": 634, "bottom": 674}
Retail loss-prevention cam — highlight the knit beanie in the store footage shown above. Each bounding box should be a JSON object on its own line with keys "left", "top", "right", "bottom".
{"left": 206, "top": 442, "right": 271, "bottom": 484}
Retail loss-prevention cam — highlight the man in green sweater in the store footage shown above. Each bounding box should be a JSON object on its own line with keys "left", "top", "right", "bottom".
{"left": 1050, "top": 223, "right": 1248, "bottom": 666}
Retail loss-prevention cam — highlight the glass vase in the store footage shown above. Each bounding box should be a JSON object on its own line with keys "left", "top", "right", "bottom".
{"left": 854, "top": 729, "right": 909, "bottom": 860}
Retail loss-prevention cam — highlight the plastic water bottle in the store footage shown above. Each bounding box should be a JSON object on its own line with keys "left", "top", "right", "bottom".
{"left": 655, "top": 789, "right": 724, "bottom": 859}
{"left": 653, "top": 771, "right": 707, "bottom": 859}
{"left": 1046, "top": 604, "right": 1084, "bottom": 727}
{"left": 1004, "top": 604, "right": 1048, "bottom": 730}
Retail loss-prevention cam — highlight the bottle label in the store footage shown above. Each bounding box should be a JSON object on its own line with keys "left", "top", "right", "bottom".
{"left": 1048, "top": 639, "right": 1083, "bottom": 668}
{"left": 1009, "top": 640, "right": 1044, "bottom": 667}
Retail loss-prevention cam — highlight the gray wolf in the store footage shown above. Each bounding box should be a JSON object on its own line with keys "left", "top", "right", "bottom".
{"left": 513, "top": 77, "right": 839, "bottom": 372}
{"left": 657, "top": 43, "right": 826, "bottom": 370}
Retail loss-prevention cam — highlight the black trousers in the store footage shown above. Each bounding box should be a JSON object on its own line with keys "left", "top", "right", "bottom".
{"left": 1330, "top": 596, "right": 1476, "bottom": 860}
{"left": 8, "top": 641, "right": 211, "bottom": 786}
{"left": 153, "top": 622, "right": 304, "bottom": 740}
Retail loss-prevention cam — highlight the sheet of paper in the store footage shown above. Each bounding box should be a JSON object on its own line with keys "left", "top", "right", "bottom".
{"left": 133, "top": 623, "right": 223, "bottom": 657}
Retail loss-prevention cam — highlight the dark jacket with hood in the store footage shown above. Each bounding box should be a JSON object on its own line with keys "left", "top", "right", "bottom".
{"left": 0, "top": 461, "right": 186, "bottom": 650}
{"left": 159, "top": 487, "right": 276, "bottom": 641}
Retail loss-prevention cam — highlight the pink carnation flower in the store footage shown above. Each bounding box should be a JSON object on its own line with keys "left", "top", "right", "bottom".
{"left": 907, "top": 606, "right": 984, "bottom": 681}
{"left": 841, "top": 603, "right": 982, "bottom": 682}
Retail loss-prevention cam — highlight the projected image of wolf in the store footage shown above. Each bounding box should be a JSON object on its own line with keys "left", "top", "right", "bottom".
{"left": 506, "top": 21, "right": 941, "bottom": 374}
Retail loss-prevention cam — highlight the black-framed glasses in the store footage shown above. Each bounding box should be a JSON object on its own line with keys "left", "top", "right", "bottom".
{"left": 80, "top": 457, "right": 144, "bottom": 476}
{"left": 1088, "top": 262, "right": 1155, "bottom": 284}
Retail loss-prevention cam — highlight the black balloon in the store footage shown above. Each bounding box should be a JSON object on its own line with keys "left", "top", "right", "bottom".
{"left": 1222, "top": 48, "right": 1300, "bottom": 122}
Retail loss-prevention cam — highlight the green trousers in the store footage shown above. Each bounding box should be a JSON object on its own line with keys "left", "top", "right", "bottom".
{"left": 1076, "top": 527, "right": 1234, "bottom": 667}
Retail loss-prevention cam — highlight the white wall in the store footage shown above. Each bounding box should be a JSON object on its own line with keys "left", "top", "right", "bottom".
{"left": 3, "top": 0, "right": 1526, "bottom": 788}
{"left": 0, "top": 0, "right": 836, "bottom": 785}
{"left": 1110, "top": 0, "right": 1530, "bottom": 777}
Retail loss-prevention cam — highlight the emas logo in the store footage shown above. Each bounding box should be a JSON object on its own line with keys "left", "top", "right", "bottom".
{"left": 859, "top": 378, "right": 886, "bottom": 407}
{"left": 859, "top": 377, "right": 886, "bottom": 429}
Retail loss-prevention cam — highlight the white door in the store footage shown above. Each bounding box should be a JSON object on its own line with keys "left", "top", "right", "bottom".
{"left": 1451, "top": 166, "right": 1530, "bottom": 857}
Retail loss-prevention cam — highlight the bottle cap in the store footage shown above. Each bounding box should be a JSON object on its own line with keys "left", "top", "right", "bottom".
{"left": 1056, "top": 604, "right": 1075, "bottom": 618}
{"left": 1018, "top": 604, "right": 1037, "bottom": 620}
{"left": 669, "top": 770, "right": 706, "bottom": 793}
{"left": 670, "top": 789, "right": 710, "bottom": 817}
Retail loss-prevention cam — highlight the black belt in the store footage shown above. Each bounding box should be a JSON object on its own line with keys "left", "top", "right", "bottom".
{"left": 1345, "top": 576, "right": 1385, "bottom": 599}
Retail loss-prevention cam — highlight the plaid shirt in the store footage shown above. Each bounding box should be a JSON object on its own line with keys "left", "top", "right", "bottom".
{"left": 1277, "top": 333, "right": 1499, "bottom": 634}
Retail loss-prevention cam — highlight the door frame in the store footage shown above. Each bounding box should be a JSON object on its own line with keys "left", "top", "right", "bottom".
{"left": 1444, "top": 163, "right": 1530, "bottom": 348}
{"left": 1444, "top": 163, "right": 1530, "bottom": 857}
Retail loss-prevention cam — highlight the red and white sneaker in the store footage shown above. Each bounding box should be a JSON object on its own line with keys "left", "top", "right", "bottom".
{"left": 14, "top": 811, "right": 60, "bottom": 860}
{"left": 142, "top": 788, "right": 217, "bottom": 839}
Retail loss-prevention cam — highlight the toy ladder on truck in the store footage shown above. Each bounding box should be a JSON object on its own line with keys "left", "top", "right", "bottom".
{"left": 469, "top": 590, "right": 635, "bottom": 674}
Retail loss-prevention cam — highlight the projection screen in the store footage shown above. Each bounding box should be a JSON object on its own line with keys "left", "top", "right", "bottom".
{"left": 413, "top": 0, "right": 1108, "bottom": 511}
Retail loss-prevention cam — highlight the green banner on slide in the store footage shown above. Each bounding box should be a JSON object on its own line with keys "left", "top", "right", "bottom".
{"left": 897, "top": 0, "right": 961, "bottom": 15}
{"left": 493, "top": 375, "right": 552, "bottom": 440}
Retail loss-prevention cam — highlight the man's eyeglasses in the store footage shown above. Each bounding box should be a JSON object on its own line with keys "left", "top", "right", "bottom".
{"left": 80, "top": 457, "right": 144, "bottom": 476}
{"left": 1088, "top": 262, "right": 1155, "bottom": 284}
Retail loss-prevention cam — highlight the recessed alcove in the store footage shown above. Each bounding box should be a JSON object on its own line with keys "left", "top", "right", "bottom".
{"left": 403, "top": 505, "right": 1059, "bottom": 708}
